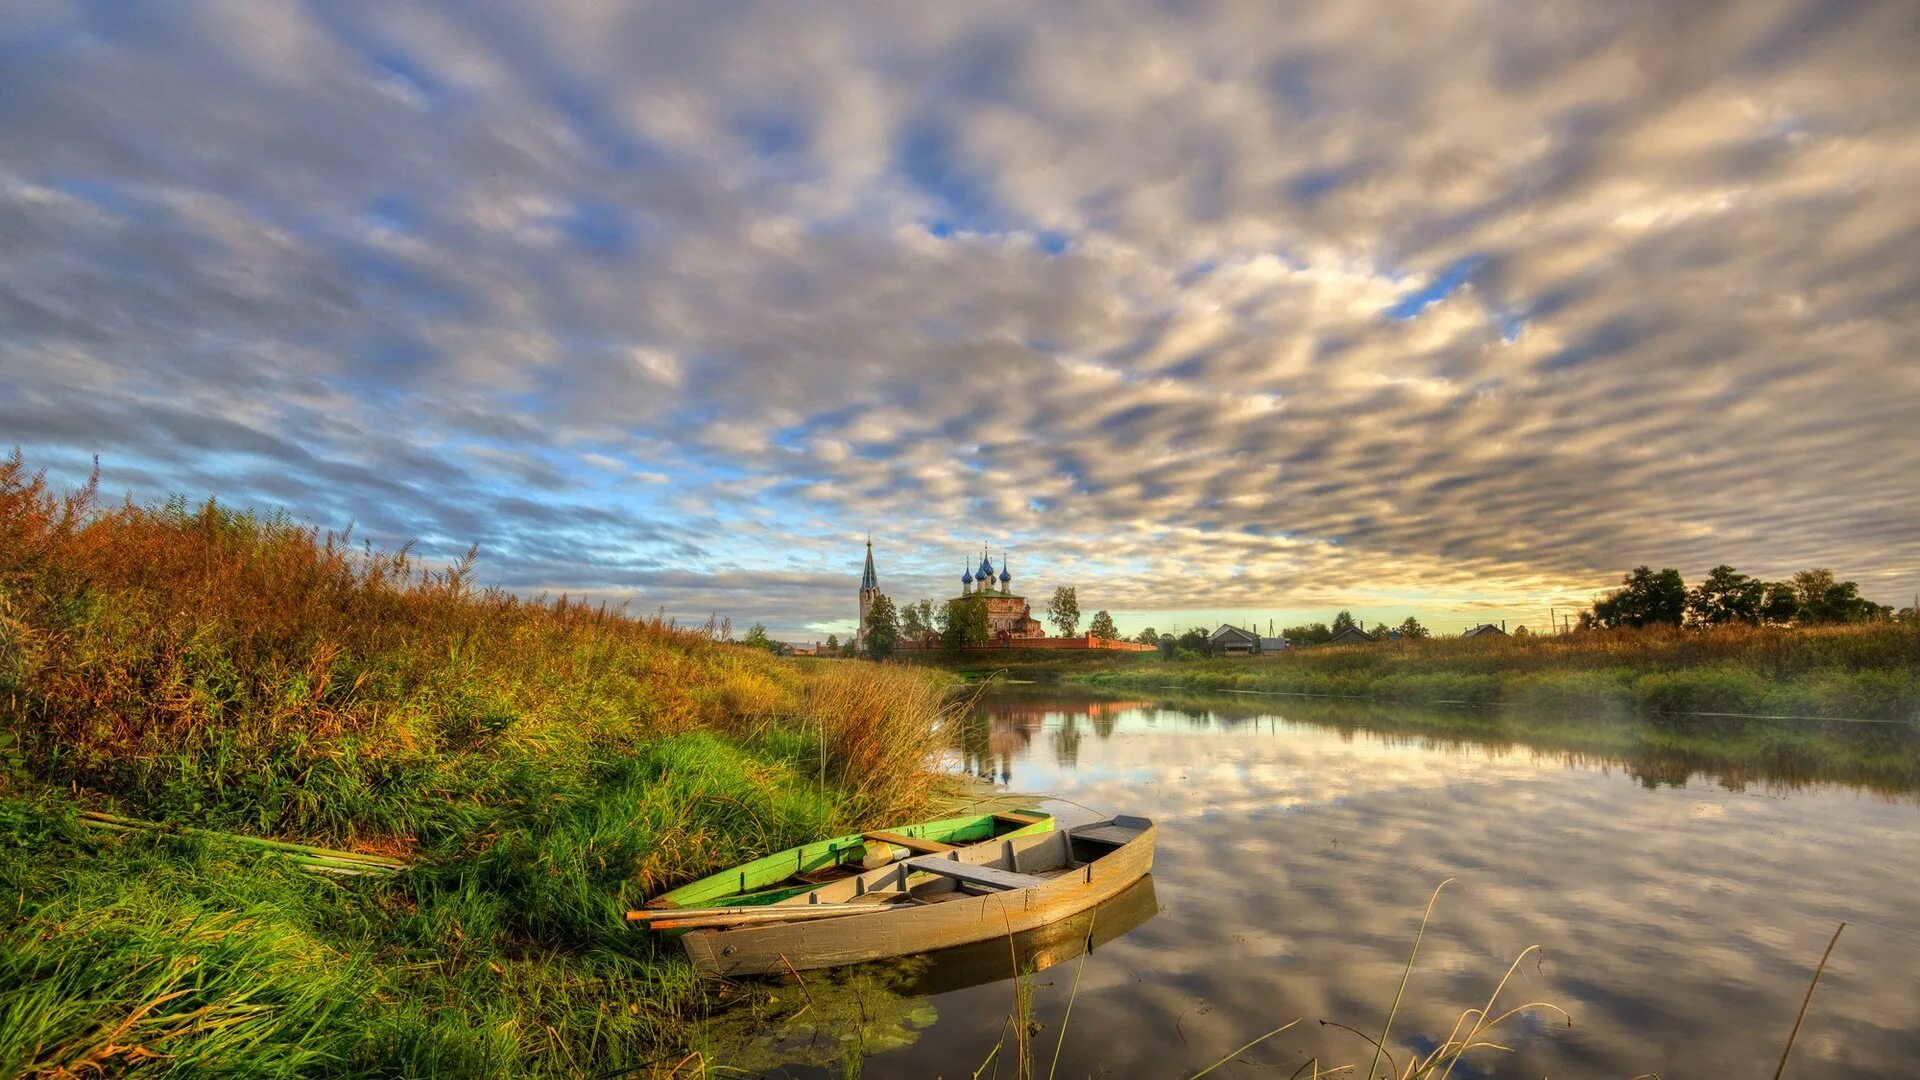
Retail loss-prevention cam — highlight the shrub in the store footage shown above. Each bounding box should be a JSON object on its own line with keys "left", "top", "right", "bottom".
{"left": 1632, "top": 666, "right": 1771, "bottom": 715}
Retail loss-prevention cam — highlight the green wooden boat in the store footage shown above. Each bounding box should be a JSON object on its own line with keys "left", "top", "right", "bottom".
{"left": 643, "top": 809, "right": 1052, "bottom": 910}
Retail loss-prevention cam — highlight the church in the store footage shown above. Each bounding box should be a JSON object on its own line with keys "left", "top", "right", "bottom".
{"left": 950, "top": 548, "right": 1047, "bottom": 640}
{"left": 856, "top": 541, "right": 1044, "bottom": 650}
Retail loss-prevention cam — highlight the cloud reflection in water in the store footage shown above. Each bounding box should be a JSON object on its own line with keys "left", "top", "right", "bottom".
{"left": 876, "top": 689, "right": 1920, "bottom": 1077}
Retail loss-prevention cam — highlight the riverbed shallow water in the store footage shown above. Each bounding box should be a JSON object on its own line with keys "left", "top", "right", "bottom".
{"left": 712, "top": 686, "right": 1920, "bottom": 1078}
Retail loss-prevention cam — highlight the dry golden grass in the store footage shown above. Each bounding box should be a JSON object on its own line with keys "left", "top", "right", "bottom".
{"left": 0, "top": 451, "right": 948, "bottom": 841}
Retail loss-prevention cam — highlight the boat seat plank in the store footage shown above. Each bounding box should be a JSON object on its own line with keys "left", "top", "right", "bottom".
{"left": 1070, "top": 824, "right": 1142, "bottom": 847}
{"left": 865, "top": 830, "right": 956, "bottom": 855}
{"left": 992, "top": 811, "right": 1046, "bottom": 827}
{"left": 905, "top": 857, "right": 1047, "bottom": 891}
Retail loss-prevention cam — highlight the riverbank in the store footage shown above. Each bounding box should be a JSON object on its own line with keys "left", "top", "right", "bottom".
{"left": 990, "top": 684, "right": 1920, "bottom": 798}
{"left": 1073, "top": 623, "right": 1920, "bottom": 721}
{"left": 0, "top": 462, "right": 951, "bottom": 1075}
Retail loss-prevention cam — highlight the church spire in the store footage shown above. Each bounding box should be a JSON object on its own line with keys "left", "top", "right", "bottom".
{"left": 860, "top": 535, "right": 877, "bottom": 591}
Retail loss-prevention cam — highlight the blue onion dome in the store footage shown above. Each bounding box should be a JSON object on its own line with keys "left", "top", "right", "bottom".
{"left": 1000, "top": 566, "right": 1011, "bottom": 582}
{"left": 978, "top": 555, "right": 994, "bottom": 578}
{"left": 962, "top": 567, "right": 973, "bottom": 584}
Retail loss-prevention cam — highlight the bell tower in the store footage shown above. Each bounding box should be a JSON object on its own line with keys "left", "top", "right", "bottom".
{"left": 856, "top": 536, "right": 878, "bottom": 652}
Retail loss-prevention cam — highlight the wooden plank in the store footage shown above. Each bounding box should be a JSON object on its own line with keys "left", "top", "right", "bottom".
{"left": 1070, "top": 824, "right": 1141, "bottom": 847}
{"left": 993, "top": 811, "right": 1046, "bottom": 827}
{"left": 865, "top": 830, "right": 955, "bottom": 855}
{"left": 905, "top": 857, "right": 1047, "bottom": 892}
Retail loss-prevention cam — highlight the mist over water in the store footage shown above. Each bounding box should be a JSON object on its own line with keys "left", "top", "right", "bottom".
{"left": 828, "top": 687, "right": 1920, "bottom": 1077}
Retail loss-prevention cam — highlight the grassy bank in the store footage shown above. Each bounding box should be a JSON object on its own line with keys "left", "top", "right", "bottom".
{"left": 1077, "top": 623, "right": 1920, "bottom": 721}
{"left": 0, "top": 457, "right": 952, "bottom": 1076}
{"left": 903, "top": 648, "right": 1159, "bottom": 682}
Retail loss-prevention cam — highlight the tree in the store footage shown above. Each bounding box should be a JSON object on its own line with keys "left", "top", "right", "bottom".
{"left": 1175, "top": 627, "right": 1210, "bottom": 654}
{"left": 939, "top": 597, "right": 991, "bottom": 651}
{"left": 1686, "top": 565, "right": 1765, "bottom": 625}
{"left": 1134, "top": 626, "right": 1159, "bottom": 646}
{"left": 1047, "top": 586, "right": 1081, "bottom": 637}
{"left": 1796, "top": 574, "right": 1891, "bottom": 624}
{"left": 1283, "top": 622, "right": 1333, "bottom": 646}
{"left": 825, "top": 633, "right": 839, "bottom": 650}
{"left": 1583, "top": 566, "right": 1687, "bottom": 629}
{"left": 1370, "top": 622, "right": 1392, "bottom": 638}
{"left": 900, "top": 598, "right": 936, "bottom": 639}
{"left": 741, "top": 623, "right": 778, "bottom": 652}
{"left": 1088, "top": 610, "right": 1118, "bottom": 640}
{"left": 1791, "top": 569, "right": 1836, "bottom": 612}
{"left": 1397, "top": 616, "right": 1430, "bottom": 639}
{"left": 1331, "top": 610, "right": 1358, "bottom": 634}
{"left": 864, "top": 593, "right": 901, "bottom": 661}
{"left": 1156, "top": 633, "right": 1176, "bottom": 658}
{"left": 1760, "top": 582, "right": 1800, "bottom": 624}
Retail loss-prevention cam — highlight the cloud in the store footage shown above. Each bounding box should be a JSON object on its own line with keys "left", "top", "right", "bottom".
{"left": 3, "top": 0, "right": 1916, "bottom": 636}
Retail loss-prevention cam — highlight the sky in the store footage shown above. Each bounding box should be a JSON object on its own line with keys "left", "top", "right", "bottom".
{"left": 2, "top": 1, "right": 1917, "bottom": 640}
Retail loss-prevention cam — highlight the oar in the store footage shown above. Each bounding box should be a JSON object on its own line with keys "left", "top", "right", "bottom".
{"left": 627, "top": 898, "right": 906, "bottom": 931}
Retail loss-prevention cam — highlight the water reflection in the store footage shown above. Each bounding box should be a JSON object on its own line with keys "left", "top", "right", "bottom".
{"left": 953, "top": 686, "right": 1920, "bottom": 800}
{"left": 873, "top": 875, "right": 1159, "bottom": 998}
{"left": 855, "top": 686, "right": 1920, "bottom": 1078}
{"left": 953, "top": 697, "right": 1155, "bottom": 779}
{"left": 696, "top": 877, "right": 1160, "bottom": 1072}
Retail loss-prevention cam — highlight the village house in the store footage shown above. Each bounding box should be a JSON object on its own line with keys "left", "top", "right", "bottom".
{"left": 1207, "top": 624, "right": 1261, "bottom": 657}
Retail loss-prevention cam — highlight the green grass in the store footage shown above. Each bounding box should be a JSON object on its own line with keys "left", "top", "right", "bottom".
{"left": 0, "top": 729, "right": 929, "bottom": 1076}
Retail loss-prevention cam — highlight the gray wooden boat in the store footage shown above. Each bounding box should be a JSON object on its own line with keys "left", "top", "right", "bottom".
{"left": 633, "top": 816, "right": 1156, "bottom": 976}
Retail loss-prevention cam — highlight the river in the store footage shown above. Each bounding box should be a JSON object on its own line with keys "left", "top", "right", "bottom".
{"left": 720, "top": 685, "right": 1920, "bottom": 1077}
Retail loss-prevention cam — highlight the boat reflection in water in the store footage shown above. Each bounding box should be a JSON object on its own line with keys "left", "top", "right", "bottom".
{"left": 694, "top": 876, "right": 1159, "bottom": 1072}
{"left": 864, "top": 873, "right": 1160, "bottom": 997}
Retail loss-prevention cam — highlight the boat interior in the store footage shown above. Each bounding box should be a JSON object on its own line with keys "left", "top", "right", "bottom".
{"left": 775, "top": 816, "right": 1148, "bottom": 910}
{"left": 655, "top": 810, "right": 1052, "bottom": 910}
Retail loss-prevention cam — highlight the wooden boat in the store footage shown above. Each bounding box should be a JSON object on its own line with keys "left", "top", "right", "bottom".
{"left": 632, "top": 816, "right": 1156, "bottom": 976}
{"left": 643, "top": 809, "right": 1053, "bottom": 911}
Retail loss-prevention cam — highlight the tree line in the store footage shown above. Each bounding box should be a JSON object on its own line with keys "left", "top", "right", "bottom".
{"left": 1121, "top": 610, "right": 1432, "bottom": 658}
{"left": 1580, "top": 565, "right": 1901, "bottom": 629}
{"left": 739, "top": 563, "right": 1908, "bottom": 659}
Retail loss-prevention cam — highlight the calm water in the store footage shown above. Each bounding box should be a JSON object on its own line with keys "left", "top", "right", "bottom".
{"left": 720, "top": 687, "right": 1920, "bottom": 1078}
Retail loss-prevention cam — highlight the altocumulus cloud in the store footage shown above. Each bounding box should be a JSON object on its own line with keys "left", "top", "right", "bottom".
{"left": 1, "top": 0, "right": 1916, "bottom": 637}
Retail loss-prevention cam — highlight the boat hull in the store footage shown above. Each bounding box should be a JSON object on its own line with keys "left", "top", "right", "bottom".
{"left": 679, "top": 818, "right": 1156, "bottom": 976}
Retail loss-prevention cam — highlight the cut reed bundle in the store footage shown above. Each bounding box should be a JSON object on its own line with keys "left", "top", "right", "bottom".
{"left": 76, "top": 810, "right": 407, "bottom": 876}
